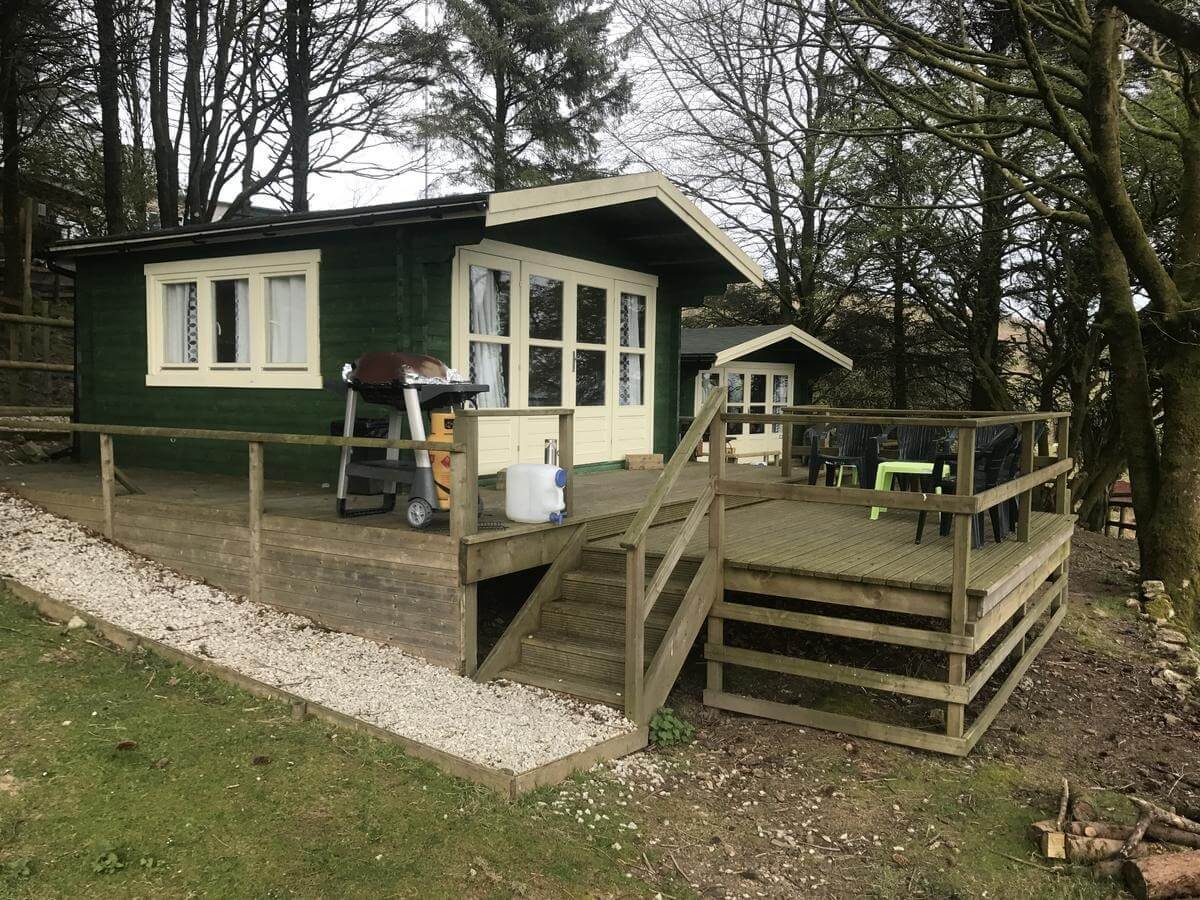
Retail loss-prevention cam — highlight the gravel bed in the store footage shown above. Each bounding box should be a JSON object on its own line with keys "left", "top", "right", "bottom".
{"left": 0, "top": 491, "right": 634, "bottom": 774}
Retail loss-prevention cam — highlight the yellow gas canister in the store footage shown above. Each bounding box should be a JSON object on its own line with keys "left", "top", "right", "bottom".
{"left": 429, "top": 412, "right": 454, "bottom": 509}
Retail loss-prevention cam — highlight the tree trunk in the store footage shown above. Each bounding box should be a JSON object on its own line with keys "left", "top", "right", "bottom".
{"left": 286, "top": 0, "right": 311, "bottom": 212}
{"left": 94, "top": 0, "right": 125, "bottom": 234}
{"left": 149, "top": 0, "right": 178, "bottom": 227}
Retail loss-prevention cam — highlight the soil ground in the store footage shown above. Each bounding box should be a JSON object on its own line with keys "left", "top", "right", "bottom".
{"left": 580, "top": 527, "right": 1200, "bottom": 899}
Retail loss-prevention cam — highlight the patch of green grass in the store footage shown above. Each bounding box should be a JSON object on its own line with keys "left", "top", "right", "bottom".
{"left": 0, "top": 590, "right": 666, "bottom": 899}
{"left": 846, "top": 756, "right": 1124, "bottom": 899}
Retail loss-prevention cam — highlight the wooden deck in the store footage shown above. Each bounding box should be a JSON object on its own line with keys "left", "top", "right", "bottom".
{"left": 2, "top": 443, "right": 1074, "bottom": 757}
{"left": 592, "top": 500, "right": 1072, "bottom": 612}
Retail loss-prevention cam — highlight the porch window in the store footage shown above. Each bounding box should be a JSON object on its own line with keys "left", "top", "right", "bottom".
{"left": 726, "top": 373, "right": 744, "bottom": 435}
{"left": 771, "top": 374, "right": 790, "bottom": 433}
{"left": 145, "top": 249, "right": 321, "bottom": 388}
{"left": 618, "top": 291, "right": 646, "bottom": 406}
{"left": 468, "top": 263, "right": 512, "bottom": 408}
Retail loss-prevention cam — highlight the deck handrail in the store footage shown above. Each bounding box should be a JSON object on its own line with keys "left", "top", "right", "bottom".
{"left": 620, "top": 388, "right": 724, "bottom": 551}
{"left": 620, "top": 387, "right": 725, "bottom": 723}
{"left": 0, "top": 419, "right": 463, "bottom": 452}
{"left": 713, "top": 408, "right": 1072, "bottom": 745}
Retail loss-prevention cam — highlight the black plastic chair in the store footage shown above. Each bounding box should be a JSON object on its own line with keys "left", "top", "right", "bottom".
{"left": 914, "top": 425, "right": 1021, "bottom": 548}
{"left": 808, "top": 423, "right": 882, "bottom": 488}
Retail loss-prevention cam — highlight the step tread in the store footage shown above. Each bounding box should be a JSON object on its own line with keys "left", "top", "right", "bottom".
{"left": 543, "top": 597, "right": 675, "bottom": 629}
{"left": 521, "top": 631, "right": 625, "bottom": 661}
{"left": 499, "top": 664, "right": 623, "bottom": 706}
{"left": 563, "top": 569, "right": 694, "bottom": 594}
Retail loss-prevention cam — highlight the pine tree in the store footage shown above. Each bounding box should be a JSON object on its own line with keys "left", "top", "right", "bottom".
{"left": 421, "top": 0, "right": 631, "bottom": 190}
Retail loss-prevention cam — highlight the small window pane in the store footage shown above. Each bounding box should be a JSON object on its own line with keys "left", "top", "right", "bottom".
{"left": 470, "top": 341, "right": 509, "bottom": 407}
{"left": 727, "top": 373, "right": 744, "bottom": 403}
{"left": 266, "top": 275, "right": 307, "bottom": 364}
{"left": 577, "top": 284, "right": 607, "bottom": 344}
{"left": 619, "top": 353, "right": 643, "bottom": 406}
{"left": 213, "top": 277, "right": 250, "bottom": 364}
{"left": 750, "top": 373, "right": 767, "bottom": 403}
{"left": 749, "top": 404, "right": 766, "bottom": 434}
{"left": 162, "top": 282, "right": 198, "bottom": 364}
{"left": 727, "top": 404, "right": 744, "bottom": 435}
{"left": 528, "top": 346, "right": 562, "bottom": 406}
{"left": 620, "top": 292, "right": 645, "bottom": 348}
{"left": 575, "top": 349, "right": 606, "bottom": 406}
{"left": 772, "top": 375, "right": 790, "bottom": 433}
{"left": 469, "top": 265, "right": 510, "bottom": 337}
{"left": 529, "top": 275, "right": 563, "bottom": 341}
{"left": 700, "top": 371, "right": 721, "bottom": 401}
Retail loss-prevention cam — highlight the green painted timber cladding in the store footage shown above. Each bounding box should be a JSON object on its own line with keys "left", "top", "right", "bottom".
{"left": 73, "top": 217, "right": 699, "bottom": 481}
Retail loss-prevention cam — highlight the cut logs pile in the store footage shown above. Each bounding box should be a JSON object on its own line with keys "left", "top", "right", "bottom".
{"left": 1029, "top": 779, "right": 1200, "bottom": 899}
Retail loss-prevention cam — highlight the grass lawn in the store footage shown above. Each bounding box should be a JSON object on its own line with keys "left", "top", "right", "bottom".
{"left": 0, "top": 588, "right": 668, "bottom": 899}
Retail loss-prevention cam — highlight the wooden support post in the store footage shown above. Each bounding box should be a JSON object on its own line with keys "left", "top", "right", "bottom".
{"left": 1054, "top": 416, "right": 1071, "bottom": 514}
{"left": 625, "top": 541, "right": 646, "bottom": 722}
{"left": 946, "top": 425, "right": 975, "bottom": 738}
{"left": 558, "top": 410, "right": 575, "bottom": 518}
{"left": 1017, "top": 420, "right": 1035, "bottom": 541}
{"left": 248, "top": 442, "right": 264, "bottom": 605}
{"left": 99, "top": 433, "right": 115, "bottom": 539}
{"left": 707, "top": 401, "right": 727, "bottom": 695}
{"left": 461, "top": 582, "right": 478, "bottom": 676}
{"left": 450, "top": 415, "right": 479, "bottom": 541}
{"left": 781, "top": 418, "right": 793, "bottom": 478}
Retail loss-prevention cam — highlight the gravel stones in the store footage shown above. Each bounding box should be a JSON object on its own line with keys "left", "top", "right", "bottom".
{"left": 0, "top": 491, "right": 633, "bottom": 774}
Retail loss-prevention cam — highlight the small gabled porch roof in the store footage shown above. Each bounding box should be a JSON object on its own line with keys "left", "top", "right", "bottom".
{"left": 680, "top": 324, "right": 853, "bottom": 372}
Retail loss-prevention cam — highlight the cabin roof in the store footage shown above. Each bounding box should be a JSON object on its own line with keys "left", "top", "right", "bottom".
{"left": 681, "top": 324, "right": 852, "bottom": 371}
{"left": 51, "top": 173, "right": 763, "bottom": 288}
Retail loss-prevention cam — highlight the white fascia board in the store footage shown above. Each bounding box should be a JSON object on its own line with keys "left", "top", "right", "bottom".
{"left": 712, "top": 325, "right": 853, "bottom": 371}
{"left": 485, "top": 172, "right": 765, "bottom": 287}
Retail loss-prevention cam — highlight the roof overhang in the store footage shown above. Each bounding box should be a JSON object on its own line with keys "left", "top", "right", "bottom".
{"left": 51, "top": 196, "right": 489, "bottom": 257}
{"left": 486, "top": 173, "right": 764, "bottom": 288}
{"left": 712, "top": 324, "right": 853, "bottom": 371}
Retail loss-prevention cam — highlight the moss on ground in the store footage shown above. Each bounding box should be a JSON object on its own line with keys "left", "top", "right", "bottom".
{"left": 0, "top": 590, "right": 669, "bottom": 899}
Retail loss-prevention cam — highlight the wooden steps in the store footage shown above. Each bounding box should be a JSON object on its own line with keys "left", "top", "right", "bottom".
{"left": 494, "top": 547, "right": 695, "bottom": 708}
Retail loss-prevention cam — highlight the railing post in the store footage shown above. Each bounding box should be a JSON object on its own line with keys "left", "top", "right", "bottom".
{"left": 248, "top": 442, "right": 264, "bottom": 605}
{"left": 1054, "top": 415, "right": 1071, "bottom": 514}
{"left": 707, "top": 399, "right": 727, "bottom": 695}
{"left": 625, "top": 541, "right": 646, "bottom": 722}
{"left": 558, "top": 410, "right": 575, "bottom": 518}
{"left": 946, "top": 425, "right": 975, "bottom": 741}
{"left": 1053, "top": 415, "right": 1071, "bottom": 614}
{"left": 1017, "top": 420, "right": 1035, "bottom": 542}
{"left": 781, "top": 417, "right": 793, "bottom": 478}
{"left": 450, "top": 414, "right": 479, "bottom": 541}
{"left": 99, "top": 432, "right": 115, "bottom": 539}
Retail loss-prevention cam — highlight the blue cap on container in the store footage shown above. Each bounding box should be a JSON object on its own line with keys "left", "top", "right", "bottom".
{"left": 548, "top": 511, "right": 564, "bottom": 525}
{"left": 554, "top": 467, "right": 567, "bottom": 488}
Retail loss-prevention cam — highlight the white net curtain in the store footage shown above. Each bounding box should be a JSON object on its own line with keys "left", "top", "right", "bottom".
{"left": 267, "top": 274, "right": 307, "bottom": 364}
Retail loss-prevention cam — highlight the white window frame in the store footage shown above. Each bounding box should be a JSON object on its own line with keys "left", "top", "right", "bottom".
{"left": 144, "top": 249, "right": 322, "bottom": 389}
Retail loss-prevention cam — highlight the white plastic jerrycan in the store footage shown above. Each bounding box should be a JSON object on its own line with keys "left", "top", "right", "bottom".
{"left": 505, "top": 463, "right": 567, "bottom": 524}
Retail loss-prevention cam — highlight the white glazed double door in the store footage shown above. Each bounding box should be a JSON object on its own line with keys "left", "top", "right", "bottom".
{"left": 454, "top": 244, "right": 656, "bottom": 475}
{"left": 697, "top": 364, "right": 793, "bottom": 458}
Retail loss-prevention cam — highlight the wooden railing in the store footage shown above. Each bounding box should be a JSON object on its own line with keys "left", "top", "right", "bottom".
{"left": 618, "top": 387, "right": 725, "bottom": 722}
{"left": 724, "top": 406, "right": 1073, "bottom": 741}
{"left": 453, "top": 407, "right": 574, "bottom": 536}
{"left": 0, "top": 420, "right": 466, "bottom": 603}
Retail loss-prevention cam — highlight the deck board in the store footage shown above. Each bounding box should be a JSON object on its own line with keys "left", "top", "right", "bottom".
{"left": 592, "top": 500, "right": 1072, "bottom": 600}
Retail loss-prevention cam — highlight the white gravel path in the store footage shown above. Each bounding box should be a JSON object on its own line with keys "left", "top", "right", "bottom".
{"left": 0, "top": 490, "right": 633, "bottom": 774}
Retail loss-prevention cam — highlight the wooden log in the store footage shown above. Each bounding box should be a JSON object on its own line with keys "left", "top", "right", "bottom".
{"left": 1124, "top": 850, "right": 1200, "bottom": 899}
{"left": 99, "top": 434, "right": 115, "bottom": 539}
{"left": 1061, "top": 821, "right": 1200, "bottom": 850}
{"left": 1131, "top": 798, "right": 1200, "bottom": 837}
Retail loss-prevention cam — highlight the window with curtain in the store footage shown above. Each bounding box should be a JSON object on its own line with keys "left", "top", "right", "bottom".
{"left": 618, "top": 291, "right": 646, "bottom": 406}
{"left": 468, "top": 264, "right": 511, "bottom": 408}
{"left": 144, "top": 250, "right": 320, "bottom": 388}
{"left": 162, "top": 282, "right": 198, "bottom": 364}
{"left": 266, "top": 275, "right": 307, "bottom": 364}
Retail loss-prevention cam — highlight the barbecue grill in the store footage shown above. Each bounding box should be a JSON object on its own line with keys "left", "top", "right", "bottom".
{"left": 334, "top": 352, "right": 488, "bottom": 528}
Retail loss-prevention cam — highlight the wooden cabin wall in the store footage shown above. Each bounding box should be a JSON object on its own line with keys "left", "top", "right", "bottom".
{"left": 73, "top": 220, "right": 483, "bottom": 483}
